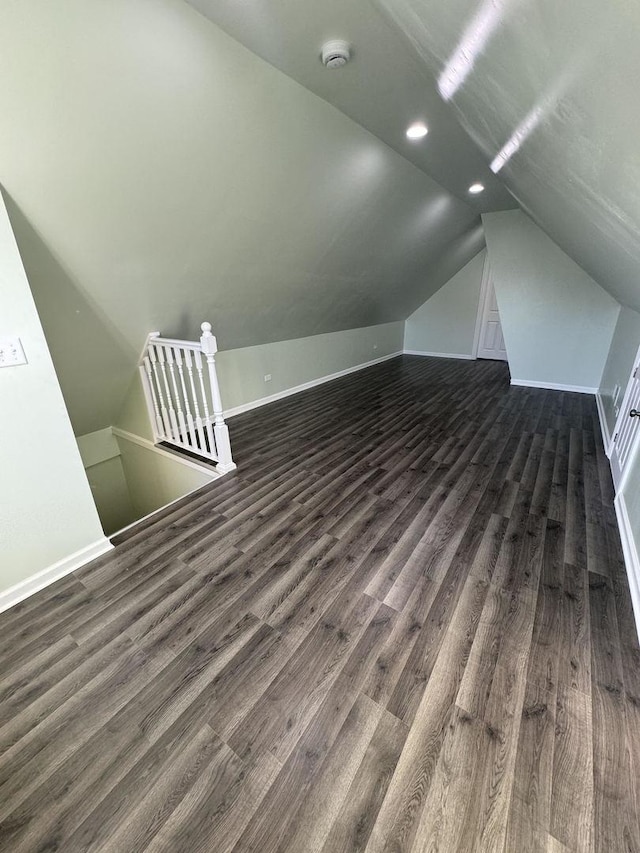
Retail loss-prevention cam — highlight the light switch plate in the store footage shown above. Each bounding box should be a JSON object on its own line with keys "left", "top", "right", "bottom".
{"left": 0, "top": 337, "right": 27, "bottom": 367}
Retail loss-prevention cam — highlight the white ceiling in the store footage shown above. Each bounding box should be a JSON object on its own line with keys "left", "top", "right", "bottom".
{"left": 185, "top": 0, "right": 516, "bottom": 212}
{"left": 187, "top": 0, "right": 640, "bottom": 313}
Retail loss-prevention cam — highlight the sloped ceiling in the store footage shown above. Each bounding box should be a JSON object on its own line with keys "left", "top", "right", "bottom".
{"left": 374, "top": 0, "right": 640, "bottom": 312}
{"left": 186, "top": 0, "right": 515, "bottom": 212}
{"left": 0, "top": 0, "right": 489, "bottom": 435}
{"left": 195, "top": 0, "right": 640, "bottom": 313}
{"left": 6, "top": 0, "right": 632, "bottom": 437}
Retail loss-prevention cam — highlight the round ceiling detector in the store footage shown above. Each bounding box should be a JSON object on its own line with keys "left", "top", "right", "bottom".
{"left": 321, "top": 40, "right": 351, "bottom": 69}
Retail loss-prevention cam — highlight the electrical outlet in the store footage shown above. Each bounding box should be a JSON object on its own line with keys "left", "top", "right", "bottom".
{"left": 373, "top": 344, "right": 378, "bottom": 351}
{"left": 264, "top": 374, "right": 272, "bottom": 382}
{"left": 0, "top": 337, "right": 27, "bottom": 367}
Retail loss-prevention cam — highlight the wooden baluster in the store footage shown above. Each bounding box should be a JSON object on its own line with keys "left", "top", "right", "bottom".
{"left": 142, "top": 356, "right": 165, "bottom": 439}
{"left": 149, "top": 344, "right": 172, "bottom": 439}
{"left": 194, "top": 348, "right": 216, "bottom": 459}
{"left": 174, "top": 347, "right": 195, "bottom": 447}
{"left": 156, "top": 344, "right": 179, "bottom": 441}
{"left": 166, "top": 346, "right": 187, "bottom": 444}
{"left": 200, "top": 322, "right": 236, "bottom": 472}
{"left": 184, "top": 348, "right": 207, "bottom": 452}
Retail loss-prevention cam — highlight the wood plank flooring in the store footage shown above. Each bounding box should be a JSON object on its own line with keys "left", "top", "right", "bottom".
{"left": 1, "top": 355, "right": 639, "bottom": 852}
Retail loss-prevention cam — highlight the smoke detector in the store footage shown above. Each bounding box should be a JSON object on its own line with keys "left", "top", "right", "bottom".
{"left": 321, "top": 40, "right": 351, "bottom": 69}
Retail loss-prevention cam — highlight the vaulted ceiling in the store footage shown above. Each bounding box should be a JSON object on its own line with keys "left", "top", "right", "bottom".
{"left": 191, "top": 0, "right": 640, "bottom": 312}
{"left": 1, "top": 0, "right": 638, "bottom": 435}
{"left": 0, "top": 0, "right": 490, "bottom": 434}
{"left": 186, "top": 0, "right": 515, "bottom": 212}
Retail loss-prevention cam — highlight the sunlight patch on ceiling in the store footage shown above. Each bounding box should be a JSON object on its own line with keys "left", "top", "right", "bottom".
{"left": 375, "top": 0, "right": 524, "bottom": 102}
{"left": 437, "top": 0, "right": 515, "bottom": 101}
{"left": 490, "top": 103, "right": 544, "bottom": 173}
{"left": 490, "top": 64, "right": 582, "bottom": 173}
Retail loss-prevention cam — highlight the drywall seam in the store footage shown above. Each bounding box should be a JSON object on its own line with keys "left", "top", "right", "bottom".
{"left": 112, "top": 428, "right": 221, "bottom": 478}
{"left": 403, "top": 350, "right": 475, "bottom": 360}
{"left": 0, "top": 537, "right": 113, "bottom": 615}
{"left": 595, "top": 393, "right": 613, "bottom": 456}
{"left": 510, "top": 379, "right": 597, "bottom": 394}
{"left": 614, "top": 492, "right": 640, "bottom": 643}
{"left": 222, "top": 350, "right": 403, "bottom": 418}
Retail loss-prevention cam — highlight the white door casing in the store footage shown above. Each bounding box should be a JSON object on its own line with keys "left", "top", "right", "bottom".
{"left": 609, "top": 343, "right": 640, "bottom": 491}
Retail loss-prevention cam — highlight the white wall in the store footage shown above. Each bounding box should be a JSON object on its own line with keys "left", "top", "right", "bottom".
{"left": 483, "top": 210, "right": 620, "bottom": 391}
{"left": 404, "top": 250, "right": 485, "bottom": 357}
{"left": 0, "top": 189, "right": 106, "bottom": 598}
{"left": 117, "top": 321, "right": 404, "bottom": 440}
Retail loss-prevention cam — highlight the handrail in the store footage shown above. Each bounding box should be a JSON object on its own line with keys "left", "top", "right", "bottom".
{"left": 138, "top": 322, "right": 236, "bottom": 474}
{"left": 146, "top": 334, "right": 201, "bottom": 352}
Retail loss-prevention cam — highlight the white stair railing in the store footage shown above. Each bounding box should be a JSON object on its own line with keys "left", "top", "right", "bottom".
{"left": 139, "top": 322, "right": 236, "bottom": 473}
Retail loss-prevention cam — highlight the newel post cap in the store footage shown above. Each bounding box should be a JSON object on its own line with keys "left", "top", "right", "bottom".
{"left": 200, "top": 321, "right": 218, "bottom": 355}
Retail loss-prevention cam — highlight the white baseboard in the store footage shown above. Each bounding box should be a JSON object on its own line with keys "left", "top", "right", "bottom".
{"left": 112, "top": 427, "right": 221, "bottom": 478}
{"left": 510, "top": 378, "right": 598, "bottom": 394}
{"left": 614, "top": 493, "right": 640, "bottom": 643}
{"left": 595, "top": 392, "right": 613, "bottom": 455}
{"left": 222, "top": 351, "right": 403, "bottom": 419}
{"left": 403, "top": 349, "right": 475, "bottom": 360}
{"left": 0, "top": 537, "right": 113, "bottom": 615}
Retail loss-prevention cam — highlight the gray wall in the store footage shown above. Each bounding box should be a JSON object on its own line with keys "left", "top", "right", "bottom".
{"left": 404, "top": 250, "right": 485, "bottom": 357}
{"left": 483, "top": 210, "right": 620, "bottom": 390}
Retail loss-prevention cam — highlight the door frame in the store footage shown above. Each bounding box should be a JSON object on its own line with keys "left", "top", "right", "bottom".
{"left": 471, "top": 252, "right": 505, "bottom": 360}
{"left": 608, "top": 339, "right": 640, "bottom": 491}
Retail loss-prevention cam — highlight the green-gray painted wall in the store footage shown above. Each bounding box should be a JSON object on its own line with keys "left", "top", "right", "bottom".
{"left": 0, "top": 0, "right": 478, "bottom": 437}
{"left": 0, "top": 190, "right": 105, "bottom": 595}
{"left": 483, "top": 210, "right": 619, "bottom": 389}
{"left": 404, "top": 250, "right": 485, "bottom": 356}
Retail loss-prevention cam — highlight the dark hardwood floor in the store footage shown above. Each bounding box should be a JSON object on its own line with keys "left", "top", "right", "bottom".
{"left": 1, "top": 355, "right": 639, "bottom": 852}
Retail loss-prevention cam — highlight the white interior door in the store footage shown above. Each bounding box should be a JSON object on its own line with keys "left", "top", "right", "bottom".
{"left": 477, "top": 279, "right": 508, "bottom": 361}
{"left": 610, "top": 345, "right": 640, "bottom": 491}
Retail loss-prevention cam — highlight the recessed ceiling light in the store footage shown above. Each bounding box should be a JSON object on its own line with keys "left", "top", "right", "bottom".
{"left": 406, "top": 122, "right": 428, "bottom": 140}
{"left": 468, "top": 183, "right": 485, "bottom": 194}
